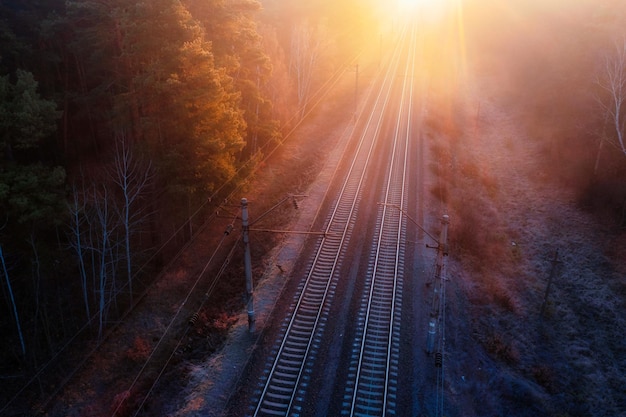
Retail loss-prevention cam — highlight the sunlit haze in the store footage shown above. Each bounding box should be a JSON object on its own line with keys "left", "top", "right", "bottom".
{"left": 388, "top": 0, "right": 452, "bottom": 25}
{"left": 398, "top": 0, "right": 436, "bottom": 11}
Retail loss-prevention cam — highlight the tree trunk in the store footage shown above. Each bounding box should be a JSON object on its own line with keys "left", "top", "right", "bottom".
{"left": 594, "top": 137, "right": 605, "bottom": 177}
{"left": 69, "top": 185, "right": 91, "bottom": 320}
{"left": 0, "top": 245, "right": 26, "bottom": 359}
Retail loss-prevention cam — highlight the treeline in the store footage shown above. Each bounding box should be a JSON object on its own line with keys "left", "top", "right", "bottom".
{"left": 464, "top": 0, "right": 626, "bottom": 224}
{"left": 0, "top": 0, "right": 377, "bottom": 386}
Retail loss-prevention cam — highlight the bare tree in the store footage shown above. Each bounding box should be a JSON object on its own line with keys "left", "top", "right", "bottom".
{"left": 68, "top": 182, "right": 91, "bottom": 320}
{"left": 92, "top": 184, "right": 116, "bottom": 339}
{"left": 109, "top": 134, "right": 153, "bottom": 304}
{"left": 0, "top": 244, "right": 26, "bottom": 359}
{"left": 66, "top": 137, "right": 153, "bottom": 338}
{"left": 290, "top": 21, "right": 326, "bottom": 119}
{"left": 27, "top": 233, "right": 44, "bottom": 354}
{"left": 595, "top": 37, "right": 626, "bottom": 157}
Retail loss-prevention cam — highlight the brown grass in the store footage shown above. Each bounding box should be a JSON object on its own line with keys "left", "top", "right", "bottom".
{"left": 427, "top": 65, "right": 626, "bottom": 416}
{"left": 125, "top": 337, "right": 152, "bottom": 362}
{"left": 483, "top": 332, "right": 520, "bottom": 365}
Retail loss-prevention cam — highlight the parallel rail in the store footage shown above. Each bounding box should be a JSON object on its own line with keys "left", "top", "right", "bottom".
{"left": 248, "top": 25, "right": 418, "bottom": 417}
{"left": 342, "top": 26, "right": 417, "bottom": 417}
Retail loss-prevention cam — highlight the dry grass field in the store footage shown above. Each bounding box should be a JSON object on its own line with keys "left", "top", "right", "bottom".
{"left": 428, "top": 69, "right": 626, "bottom": 416}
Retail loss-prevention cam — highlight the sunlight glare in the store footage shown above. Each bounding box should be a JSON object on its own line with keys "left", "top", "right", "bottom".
{"left": 398, "top": 0, "right": 437, "bottom": 12}
{"left": 393, "top": 0, "right": 449, "bottom": 23}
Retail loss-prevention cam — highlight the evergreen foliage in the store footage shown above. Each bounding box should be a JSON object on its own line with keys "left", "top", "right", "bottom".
{"left": 1, "top": 0, "right": 363, "bottom": 386}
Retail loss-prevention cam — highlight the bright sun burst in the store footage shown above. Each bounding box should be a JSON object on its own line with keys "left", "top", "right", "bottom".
{"left": 398, "top": 0, "right": 436, "bottom": 11}
{"left": 394, "top": 0, "right": 449, "bottom": 19}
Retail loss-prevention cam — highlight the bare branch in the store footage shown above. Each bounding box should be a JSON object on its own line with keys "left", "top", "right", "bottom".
{"left": 595, "top": 36, "right": 626, "bottom": 156}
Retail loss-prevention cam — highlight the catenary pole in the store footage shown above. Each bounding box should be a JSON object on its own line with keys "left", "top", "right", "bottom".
{"left": 241, "top": 198, "right": 255, "bottom": 332}
{"left": 426, "top": 214, "right": 449, "bottom": 354}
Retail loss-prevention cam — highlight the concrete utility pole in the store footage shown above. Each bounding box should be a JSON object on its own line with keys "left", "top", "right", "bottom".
{"left": 238, "top": 195, "right": 312, "bottom": 334}
{"left": 426, "top": 214, "right": 449, "bottom": 354}
{"left": 241, "top": 198, "right": 255, "bottom": 332}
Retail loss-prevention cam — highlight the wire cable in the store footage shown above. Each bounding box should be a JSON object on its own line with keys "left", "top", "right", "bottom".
{"left": 129, "top": 235, "right": 241, "bottom": 417}
{"left": 110, "top": 227, "right": 234, "bottom": 417}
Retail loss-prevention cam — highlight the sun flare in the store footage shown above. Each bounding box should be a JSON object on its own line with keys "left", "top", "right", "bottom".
{"left": 392, "top": 0, "right": 451, "bottom": 21}
{"left": 398, "top": 0, "right": 437, "bottom": 11}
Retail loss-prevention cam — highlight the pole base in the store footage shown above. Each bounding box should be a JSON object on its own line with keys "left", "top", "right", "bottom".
{"left": 248, "top": 313, "right": 256, "bottom": 333}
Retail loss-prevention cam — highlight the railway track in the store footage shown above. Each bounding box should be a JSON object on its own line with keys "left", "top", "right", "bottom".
{"left": 341, "top": 25, "right": 417, "bottom": 417}
{"left": 248, "top": 25, "right": 418, "bottom": 417}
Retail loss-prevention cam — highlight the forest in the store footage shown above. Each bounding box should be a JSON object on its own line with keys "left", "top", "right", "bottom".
{"left": 2, "top": 0, "right": 626, "bottom": 413}
{"left": 0, "top": 0, "right": 379, "bottom": 396}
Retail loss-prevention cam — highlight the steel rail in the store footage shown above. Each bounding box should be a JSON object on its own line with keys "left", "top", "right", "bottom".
{"left": 346, "top": 24, "right": 417, "bottom": 416}
{"left": 249, "top": 28, "right": 410, "bottom": 417}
